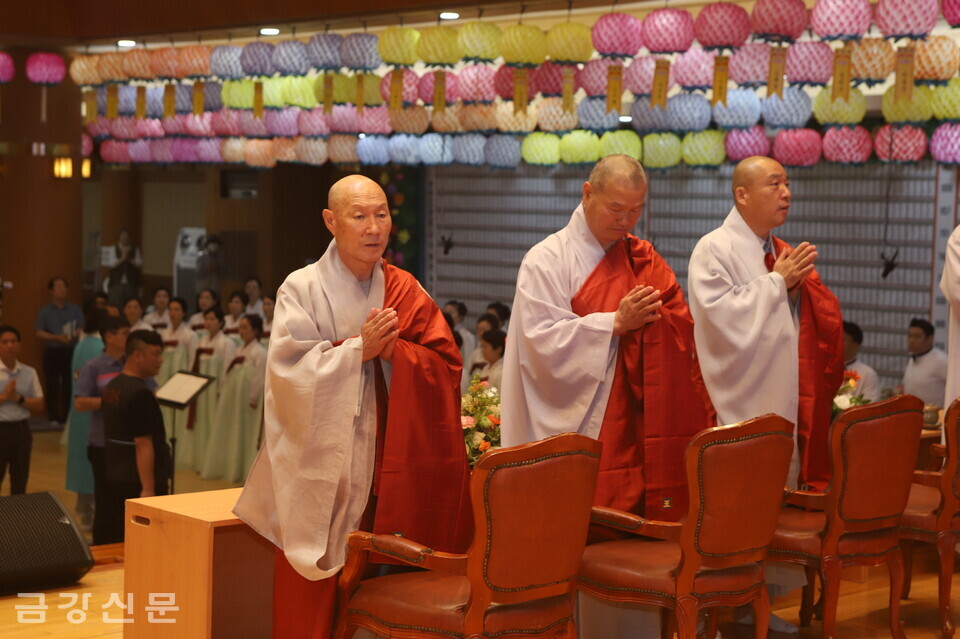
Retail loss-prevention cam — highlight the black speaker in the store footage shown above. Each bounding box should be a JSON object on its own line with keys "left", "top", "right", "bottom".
{"left": 0, "top": 492, "right": 94, "bottom": 595}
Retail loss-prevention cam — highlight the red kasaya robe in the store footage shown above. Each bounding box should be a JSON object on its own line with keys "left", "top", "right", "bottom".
{"left": 571, "top": 235, "right": 716, "bottom": 521}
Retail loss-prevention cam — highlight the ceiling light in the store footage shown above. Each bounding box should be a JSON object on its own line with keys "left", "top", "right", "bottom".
{"left": 259, "top": 27, "right": 280, "bottom": 36}
{"left": 619, "top": 115, "right": 633, "bottom": 123}
{"left": 117, "top": 40, "right": 136, "bottom": 48}
{"left": 439, "top": 12, "right": 460, "bottom": 20}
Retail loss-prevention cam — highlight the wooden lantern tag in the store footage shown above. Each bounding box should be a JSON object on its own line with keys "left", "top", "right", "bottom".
{"left": 106, "top": 84, "right": 119, "bottom": 120}
{"left": 895, "top": 45, "right": 915, "bottom": 104}
{"left": 355, "top": 73, "right": 365, "bottom": 113}
{"left": 651, "top": 60, "right": 671, "bottom": 109}
{"left": 192, "top": 81, "right": 205, "bottom": 116}
{"left": 606, "top": 65, "right": 623, "bottom": 114}
{"left": 712, "top": 56, "right": 729, "bottom": 106}
{"left": 433, "top": 71, "right": 446, "bottom": 115}
{"left": 323, "top": 74, "right": 334, "bottom": 114}
{"left": 83, "top": 90, "right": 98, "bottom": 125}
{"left": 562, "top": 67, "right": 576, "bottom": 113}
{"left": 768, "top": 46, "right": 787, "bottom": 98}
{"left": 832, "top": 46, "right": 852, "bottom": 101}
{"left": 513, "top": 68, "right": 529, "bottom": 115}
{"left": 389, "top": 71, "right": 404, "bottom": 112}
{"left": 135, "top": 86, "right": 146, "bottom": 119}
{"left": 163, "top": 84, "right": 176, "bottom": 119}
{"left": 253, "top": 81, "right": 264, "bottom": 119}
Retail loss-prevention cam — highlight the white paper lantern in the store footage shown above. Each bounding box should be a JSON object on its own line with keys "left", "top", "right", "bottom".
{"left": 713, "top": 89, "right": 762, "bottom": 129}
{"left": 631, "top": 96, "right": 670, "bottom": 133}
{"left": 485, "top": 134, "right": 522, "bottom": 168}
{"left": 419, "top": 133, "right": 454, "bottom": 165}
{"left": 667, "top": 93, "right": 712, "bottom": 133}
{"left": 356, "top": 135, "right": 391, "bottom": 165}
{"left": 578, "top": 96, "right": 621, "bottom": 132}
{"left": 388, "top": 134, "right": 421, "bottom": 165}
{"left": 453, "top": 134, "right": 487, "bottom": 166}
{"left": 761, "top": 86, "right": 813, "bottom": 130}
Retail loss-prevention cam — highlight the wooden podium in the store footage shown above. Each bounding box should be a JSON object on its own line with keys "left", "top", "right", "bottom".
{"left": 124, "top": 488, "right": 274, "bottom": 638}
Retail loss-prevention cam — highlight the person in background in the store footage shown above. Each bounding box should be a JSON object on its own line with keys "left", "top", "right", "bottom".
{"left": 64, "top": 308, "right": 105, "bottom": 530}
{"left": 477, "top": 329, "right": 506, "bottom": 391}
{"left": 842, "top": 321, "right": 880, "bottom": 403}
{"left": 122, "top": 297, "right": 152, "bottom": 332}
{"left": 0, "top": 326, "right": 45, "bottom": 495}
{"left": 36, "top": 276, "right": 84, "bottom": 424}
{"left": 245, "top": 277, "right": 265, "bottom": 318}
{"left": 106, "top": 228, "right": 142, "bottom": 307}
{"left": 903, "top": 318, "right": 948, "bottom": 408}
{"left": 190, "top": 288, "right": 219, "bottom": 335}
{"left": 486, "top": 301, "right": 511, "bottom": 333}
{"left": 90, "top": 292, "right": 109, "bottom": 313}
{"left": 196, "top": 234, "right": 222, "bottom": 296}
{"left": 461, "top": 312, "right": 501, "bottom": 393}
{"left": 187, "top": 306, "right": 237, "bottom": 471}
{"left": 260, "top": 292, "right": 275, "bottom": 347}
{"left": 157, "top": 297, "right": 198, "bottom": 460}
{"left": 942, "top": 224, "right": 960, "bottom": 411}
{"left": 143, "top": 287, "right": 171, "bottom": 331}
{"left": 444, "top": 300, "right": 475, "bottom": 366}
{"left": 101, "top": 330, "right": 171, "bottom": 542}
{"left": 224, "top": 290, "right": 248, "bottom": 346}
{"left": 201, "top": 314, "right": 266, "bottom": 483}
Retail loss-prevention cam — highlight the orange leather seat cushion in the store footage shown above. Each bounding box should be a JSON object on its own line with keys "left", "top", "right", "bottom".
{"left": 901, "top": 483, "right": 960, "bottom": 532}
{"left": 347, "top": 571, "right": 573, "bottom": 637}
{"left": 579, "top": 539, "right": 763, "bottom": 599}
{"left": 771, "top": 508, "right": 899, "bottom": 560}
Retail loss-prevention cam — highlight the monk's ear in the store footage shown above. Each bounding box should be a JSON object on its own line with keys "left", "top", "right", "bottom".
{"left": 582, "top": 181, "right": 593, "bottom": 204}
{"left": 321, "top": 208, "right": 337, "bottom": 235}
{"left": 733, "top": 186, "right": 747, "bottom": 208}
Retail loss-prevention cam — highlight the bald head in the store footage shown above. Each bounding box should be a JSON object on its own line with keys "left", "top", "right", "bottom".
{"left": 587, "top": 154, "right": 647, "bottom": 194}
{"left": 732, "top": 156, "right": 784, "bottom": 197}
{"left": 731, "top": 156, "right": 791, "bottom": 237}
{"left": 322, "top": 174, "right": 391, "bottom": 280}
{"left": 328, "top": 174, "right": 386, "bottom": 213}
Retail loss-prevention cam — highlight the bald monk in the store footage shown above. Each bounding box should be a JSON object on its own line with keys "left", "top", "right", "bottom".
{"left": 501, "top": 155, "right": 715, "bottom": 638}
{"left": 687, "top": 156, "right": 844, "bottom": 632}
{"left": 234, "top": 175, "right": 471, "bottom": 639}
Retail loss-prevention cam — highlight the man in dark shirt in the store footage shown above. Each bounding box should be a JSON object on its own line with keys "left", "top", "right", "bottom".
{"left": 35, "top": 277, "right": 84, "bottom": 423}
{"left": 101, "top": 330, "right": 171, "bottom": 543}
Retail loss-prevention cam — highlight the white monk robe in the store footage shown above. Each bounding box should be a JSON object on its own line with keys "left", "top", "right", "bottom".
{"left": 234, "top": 240, "right": 385, "bottom": 580}
{"left": 501, "top": 204, "right": 655, "bottom": 639}
{"left": 189, "top": 330, "right": 236, "bottom": 471}
{"left": 201, "top": 339, "right": 266, "bottom": 482}
{"left": 157, "top": 323, "right": 197, "bottom": 465}
{"left": 943, "top": 224, "right": 960, "bottom": 411}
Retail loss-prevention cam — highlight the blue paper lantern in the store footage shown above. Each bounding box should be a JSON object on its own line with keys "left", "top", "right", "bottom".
{"left": 419, "top": 133, "right": 454, "bottom": 165}
{"left": 241, "top": 42, "right": 276, "bottom": 77}
{"left": 175, "top": 84, "right": 193, "bottom": 114}
{"left": 630, "top": 96, "right": 670, "bottom": 133}
{"left": 357, "top": 135, "right": 391, "bottom": 165}
{"left": 210, "top": 46, "right": 245, "bottom": 79}
{"left": 204, "top": 82, "right": 223, "bottom": 111}
{"left": 712, "top": 89, "right": 762, "bottom": 130}
{"left": 578, "top": 96, "right": 621, "bottom": 132}
{"left": 485, "top": 134, "right": 522, "bottom": 168}
{"left": 341, "top": 34, "right": 382, "bottom": 72}
{"left": 307, "top": 34, "right": 343, "bottom": 71}
{"left": 666, "top": 93, "right": 712, "bottom": 133}
{"left": 145, "top": 86, "right": 164, "bottom": 119}
{"left": 453, "top": 134, "right": 487, "bottom": 166}
{"left": 96, "top": 86, "right": 107, "bottom": 115}
{"left": 117, "top": 85, "right": 138, "bottom": 116}
{"left": 761, "top": 86, "right": 813, "bottom": 130}
{"left": 388, "top": 134, "right": 421, "bottom": 165}
{"left": 272, "top": 40, "right": 310, "bottom": 76}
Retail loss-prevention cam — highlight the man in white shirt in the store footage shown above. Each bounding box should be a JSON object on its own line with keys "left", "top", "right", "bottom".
{"left": 843, "top": 321, "right": 881, "bottom": 402}
{"left": 0, "top": 325, "right": 45, "bottom": 494}
{"left": 903, "top": 318, "right": 948, "bottom": 408}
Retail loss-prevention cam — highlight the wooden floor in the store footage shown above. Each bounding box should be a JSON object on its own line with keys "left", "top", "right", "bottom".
{"left": 0, "top": 429, "right": 956, "bottom": 638}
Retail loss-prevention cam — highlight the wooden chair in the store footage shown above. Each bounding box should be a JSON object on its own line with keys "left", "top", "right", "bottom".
{"left": 577, "top": 414, "right": 795, "bottom": 639}
{"left": 769, "top": 395, "right": 924, "bottom": 639}
{"left": 900, "top": 397, "right": 960, "bottom": 639}
{"left": 333, "top": 432, "right": 602, "bottom": 639}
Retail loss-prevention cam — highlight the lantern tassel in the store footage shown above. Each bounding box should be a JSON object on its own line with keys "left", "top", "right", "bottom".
{"left": 41, "top": 86, "right": 48, "bottom": 124}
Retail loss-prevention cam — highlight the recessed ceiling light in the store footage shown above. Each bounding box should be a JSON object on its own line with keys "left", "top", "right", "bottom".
{"left": 619, "top": 115, "right": 633, "bottom": 123}
{"left": 439, "top": 12, "right": 460, "bottom": 20}
{"left": 358, "top": 133, "right": 367, "bottom": 139}
{"left": 117, "top": 40, "right": 136, "bottom": 48}
{"left": 260, "top": 27, "right": 280, "bottom": 36}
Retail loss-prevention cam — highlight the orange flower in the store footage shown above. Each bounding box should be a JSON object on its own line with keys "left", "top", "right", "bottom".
{"left": 843, "top": 369, "right": 862, "bottom": 382}
{"left": 479, "top": 441, "right": 491, "bottom": 452}
{"left": 488, "top": 416, "right": 500, "bottom": 425}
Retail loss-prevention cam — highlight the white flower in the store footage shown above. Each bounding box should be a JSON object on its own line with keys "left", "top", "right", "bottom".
{"left": 833, "top": 395, "right": 852, "bottom": 411}
{"left": 471, "top": 431, "right": 486, "bottom": 447}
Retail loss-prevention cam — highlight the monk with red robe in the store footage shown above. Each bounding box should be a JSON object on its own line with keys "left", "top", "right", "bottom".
{"left": 234, "top": 175, "right": 471, "bottom": 639}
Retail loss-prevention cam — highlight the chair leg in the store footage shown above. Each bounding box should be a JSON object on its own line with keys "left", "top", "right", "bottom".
{"left": 820, "top": 557, "right": 842, "bottom": 639}
{"left": 800, "top": 566, "right": 817, "bottom": 627}
{"left": 752, "top": 585, "right": 770, "bottom": 639}
{"left": 887, "top": 548, "right": 907, "bottom": 639}
{"left": 563, "top": 619, "right": 578, "bottom": 639}
{"left": 704, "top": 607, "right": 721, "bottom": 639}
{"left": 661, "top": 606, "right": 676, "bottom": 639}
{"left": 936, "top": 532, "right": 957, "bottom": 639}
{"left": 675, "top": 596, "right": 698, "bottom": 639}
{"left": 901, "top": 538, "right": 915, "bottom": 599}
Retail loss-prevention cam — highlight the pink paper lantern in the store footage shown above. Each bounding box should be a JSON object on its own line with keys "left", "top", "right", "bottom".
{"left": 931, "top": 123, "right": 960, "bottom": 165}
{"left": 184, "top": 113, "right": 215, "bottom": 137}
{"left": 494, "top": 65, "right": 539, "bottom": 100}
{"left": 109, "top": 117, "right": 138, "bottom": 140}
{"left": 297, "top": 108, "right": 331, "bottom": 137}
{"left": 359, "top": 105, "right": 392, "bottom": 135}
{"left": 211, "top": 109, "right": 244, "bottom": 137}
{"left": 121, "top": 49, "right": 153, "bottom": 80}
{"left": 161, "top": 115, "right": 186, "bottom": 137}
{"left": 100, "top": 140, "right": 130, "bottom": 163}
{"left": 196, "top": 138, "right": 223, "bottom": 163}
{"left": 97, "top": 52, "right": 127, "bottom": 84}
{"left": 751, "top": 0, "right": 808, "bottom": 43}
{"left": 81, "top": 133, "right": 93, "bottom": 158}
{"left": 642, "top": 8, "right": 695, "bottom": 54}
{"left": 127, "top": 140, "right": 153, "bottom": 163}
{"left": 673, "top": 47, "right": 717, "bottom": 92}
{"left": 86, "top": 116, "right": 111, "bottom": 139}
{"left": 458, "top": 65, "right": 497, "bottom": 102}
{"left": 773, "top": 128, "right": 822, "bottom": 167}
{"left": 150, "top": 48, "right": 179, "bottom": 79}
{"left": 874, "top": 124, "right": 927, "bottom": 162}
{"left": 592, "top": 13, "right": 644, "bottom": 58}
{"left": 239, "top": 111, "right": 270, "bottom": 138}
{"left": 533, "top": 61, "right": 575, "bottom": 97}
{"left": 822, "top": 126, "right": 872, "bottom": 163}
{"left": 624, "top": 56, "right": 675, "bottom": 96}
{"left": 785, "top": 42, "right": 834, "bottom": 87}
{"left": 694, "top": 3, "right": 751, "bottom": 51}
{"left": 379, "top": 69, "right": 419, "bottom": 105}
{"left": 725, "top": 125, "right": 771, "bottom": 160}
{"left": 135, "top": 118, "right": 165, "bottom": 139}
{"left": 946, "top": 0, "right": 960, "bottom": 28}
{"left": 811, "top": 0, "right": 872, "bottom": 41}
{"left": 265, "top": 108, "right": 301, "bottom": 137}
{"left": 171, "top": 138, "right": 199, "bottom": 162}
{"left": 244, "top": 139, "right": 277, "bottom": 169}
{"left": 26, "top": 53, "right": 66, "bottom": 85}
{"left": 579, "top": 59, "right": 623, "bottom": 97}
{"left": 875, "top": 0, "right": 938, "bottom": 40}
{"left": 0, "top": 53, "right": 12, "bottom": 83}
{"left": 328, "top": 104, "right": 360, "bottom": 133}
{"left": 730, "top": 43, "right": 770, "bottom": 88}
{"left": 418, "top": 70, "right": 460, "bottom": 105}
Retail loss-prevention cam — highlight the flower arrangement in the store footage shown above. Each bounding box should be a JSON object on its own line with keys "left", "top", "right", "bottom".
{"left": 461, "top": 374, "right": 501, "bottom": 466}
{"left": 832, "top": 369, "right": 870, "bottom": 417}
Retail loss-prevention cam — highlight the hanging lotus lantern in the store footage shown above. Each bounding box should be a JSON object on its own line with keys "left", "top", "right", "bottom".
{"left": 822, "top": 126, "right": 873, "bottom": 164}
{"left": 418, "top": 26, "right": 461, "bottom": 122}
{"left": 682, "top": 130, "right": 726, "bottom": 167}
{"left": 630, "top": 96, "right": 670, "bottom": 134}
{"left": 244, "top": 138, "right": 277, "bottom": 168}
{"left": 624, "top": 56, "right": 675, "bottom": 96}
{"left": 420, "top": 133, "right": 455, "bottom": 166}
{"left": 285, "top": 76, "right": 318, "bottom": 109}
{"left": 295, "top": 136, "right": 328, "bottom": 165}
{"left": 386, "top": 134, "right": 419, "bottom": 165}
{"left": 265, "top": 107, "right": 300, "bottom": 137}
{"left": 725, "top": 125, "right": 771, "bottom": 160}
{"left": 579, "top": 58, "right": 624, "bottom": 98}
{"left": 874, "top": 124, "right": 927, "bottom": 162}
{"left": 127, "top": 140, "right": 152, "bottom": 163}
{"left": 642, "top": 133, "right": 683, "bottom": 169}
{"left": 533, "top": 61, "right": 583, "bottom": 98}
{"left": 713, "top": 89, "right": 762, "bottom": 129}
{"left": 730, "top": 43, "right": 770, "bottom": 89}
{"left": 600, "top": 130, "right": 642, "bottom": 160}
{"left": 431, "top": 102, "right": 464, "bottom": 133}
{"left": 546, "top": 21, "right": 592, "bottom": 109}
{"left": 537, "top": 97, "right": 578, "bottom": 132}
{"left": 116, "top": 85, "right": 138, "bottom": 116}
{"left": 306, "top": 34, "right": 342, "bottom": 74}
{"left": 152, "top": 139, "right": 176, "bottom": 163}
{"left": 548, "top": 22, "right": 594, "bottom": 62}
{"left": 150, "top": 48, "right": 179, "bottom": 79}
{"left": 929, "top": 123, "right": 960, "bottom": 165}
{"left": 379, "top": 69, "right": 419, "bottom": 105}
{"left": 875, "top": 0, "right": 938, "bottom": 40}
{"left": 212, "top": 109, "right": 244, "bottom": 137}
{"left": 100, "top": 140, "right": 131, "bottom": 164}
{"left": 389, "top": 104, "right": 430, "bottom": 134}
{"left": 110, "top": 117, "right": 138, "bottom": 140}
{"left": 196, "top": 138, "right": 223, "bottom": 163}
{"left": 694, "top": 3, "right": 751, "bottom": 51}
{"left": 522, "top": 132, "right": 561, "bottom": 166}
{"left": 666, "top": 94, "right": 712, "bottom": 134}
{"left": 69, "top": 55, "right": 100, "bottom": 87}
{"left": 378, "top": 27, "right": 420, "bottom": 67}
{"left": 810, "top": 0, "right": 872, "bottom": 42}
{"left": 177, "top": 45, "right": 212, "bottom": 79}
{"left": 459, "top": 65, "right": 497, "bottom": 103}
{"left": 458, "top": 22, "right": 502, "bottom": 63}
{"left": 341, "top": 33, "right": 382, "bottom": 73}
{"left": 183, "top": 112, "right": 215, "bottom": 137}
{"left": 494, "top": 65, "right": 541, "bottom": 100}
{"left": 297, "top": 108, "right": 331, "bottom": 137}
{"left": 813, "top": 87, "right": 867, "bottom": 126}
{"left": 761, "top": 86, "right": 813, "bottom": 130}
{"left": 881, "top": 84, "right": 933, "bottom": 125}
{"left": 136, "top": 117, "right": 164, "bottom": 139}
{"left": 915, "top": 36, "right": 960, "bottom": 86}
{"left": 642, "top": 9, "right": 694, "bottom": 54}
{"left": 26, "top": 52, "right": 66, "bottom": 123}
{"left": 673, "top": 47, "right": 717, "bottom": 92}
{"left": 327, "top": 104, "right": 359, "bottom": 133}
{"left": 773, "top": 128, "right": 822, "bottom": 167}
{"left": 328, "top": 134, "right": 360, "bottom": 165}
{"left": 357, "top": 135, "right": 391, "bottom": 166}
{"left": 122, "top": 49, "right": 152, "bottom": 81}
{"left": 496, "top": 100, "right": 538, "bottom": 134}
{"left": 239, "top": 110, "right": 270, "bottom": 137}
{"left": 850, "top": 38, "right": 895, "bottom": 87}
{"left": 359, "top": 105, "right": 392, "bottom": 135}
{"left": 262, "top": 77, "right": 290, "bottom": 110}
{"left": 418, "top": 26, "right": 462, "bottom": 68}
{"left": 210, "top": 46, "right": 245, "bottom": 79}
{"left": 272, "top": 40, "right": 310, "bottom": 76}
{"left": 97, "top": 52, "right": 127, "bottom": 84}
{"left": 578, "top": 97, "right": 620, "bottom": 133}
{"left": 171, "top": 138, "right": 200, "bottom": 163}
{"left": 458, "top": 103, "right": 498, "bottom": 133}
{"left": 559, "top": 130, "right": 601, "bottom": 165}
{"left": 452, "top": 134, "right": 487, "bottom": 166}
{"left": 785, "top": 42, "right": 833, "bottom": 87}
{"left": 500, "top": 23, "right": 547, "bottom": 113}
{"left": 241, "top": 41, "right": 275, "bottom": 120}
{"left": 222, "top": 138, "right": 248, "bottom": 163}
{"left": 592, "top": 13, "right": 643, "bottom": 58}
{"left": 750, "top": 0, "right": 808, "bottom": 43}
{"left": 484, "top": 135, "right": 522, "bottom": 169}
{"left": 933, "top": 79, "right": 960, "bottom": 122}
{"left": 946, "top": 0, "right": 960, "bottom": 28}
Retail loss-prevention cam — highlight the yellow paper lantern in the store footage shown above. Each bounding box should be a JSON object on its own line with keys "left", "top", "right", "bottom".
{"left": 915, "top": 36, "right": 960, "bottom": 84}
{"left": 600, "top": 130, "right": 642, "bottom": 160}
{"left": 262, "top": 77, "right": 290, "bottom": 109}
{"left": 379, "top": 27, "right": 421, "bottom": 67}
{"left": 522, "top": 132, "right": 561, "bottom": 165}
{"left": 851, "top": 38, "right": 896, "bottom": 86}
{"left": 682, "top": 130, "right": 726, "bottom": 167}
{"left": 501, "top": 25, "right": 548, "bottom": 67}
{"left": 813, "top": 87, "right": 867, "bottom": 126}
{"left": 881, "top": 84, "right": 933, "bottom": 124}
{"left": 547, "top": 23, "right": 594, "bottom": 65}
{"left": 933, "top": 78, "right": 960, "bottom": 121}
{"left": 314, "top": 74, "right": 357, "bottom": 105}
{"left": 417, "top": 26, "right": 464, "bottom": 67}
{"left": 642, "top": 133, "right": 682, "bottom": 169}
{"left": 285, "top": 76, "right": 319, "bottom": 109}
{"left": 362, "top": 74, "right": 384, "bottom": 106}
{"left": 222, "top": 79, "right": 255, "bottom": 109}
{"left": 458, "top": 22, "right": 502, "bottom": 62}
{"left": 560, "top": 130, "right": 601, "bottom": 164}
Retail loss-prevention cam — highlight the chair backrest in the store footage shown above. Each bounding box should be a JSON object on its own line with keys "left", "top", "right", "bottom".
{"left": 825, "top": 394, "right": 924, "bottom": 539}
{"left": 465, "top": 433, "right": 601, "bottom": 609}
{"left": 941, "top": 397, "right": 960, "bottom": 511}
{"left": 678, "top": 414, "right": 794, "bottom": 584}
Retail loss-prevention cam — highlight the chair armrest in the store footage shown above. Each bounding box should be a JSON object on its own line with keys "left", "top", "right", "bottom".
{"left": 589, "top": 506, "right": 681, "bottom": 542}
{"left": 783, "top": 489, "right": 827, "bottom": 511}
{"left": 925, "top": 445, "right": 947, "bottom": 471}
{"left": 912, "top": 470, "right": 943, "bottom": 488}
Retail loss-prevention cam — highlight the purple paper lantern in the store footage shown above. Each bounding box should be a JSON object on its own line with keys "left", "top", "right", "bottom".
{"left": 272, "top": 40, "right": 310, "bottom": 76}
{"left": 241, "top": 42, "right": 276, "bottom": 77}
{"left": 171, "top": 138, "right": 199, "bottom": 163}
{"left": 533, "top": 61, "right": 580, "bottom": 98}
{"left": 196, "top": 138, "right": 224, "bottom": 163}
{"left": 307, "top": 34, "right": 343, "bottom": 71}
{"left": 128, "top": 140, "right": 153, "bottom": 163}
{"left": 210, "top": 46, "right": 245, "bottom": 79}
{"left": 341, "top": 34, "right": 382, "bottom": 72}
{"left": 419, "top": 71, "right": 460, "bottom": 105}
